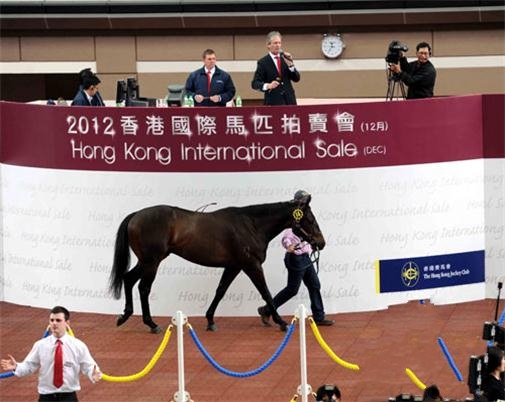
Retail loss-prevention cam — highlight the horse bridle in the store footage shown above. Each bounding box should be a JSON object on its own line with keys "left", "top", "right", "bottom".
{"left": 291, "top": 204, "right": 322, "bottom": 273}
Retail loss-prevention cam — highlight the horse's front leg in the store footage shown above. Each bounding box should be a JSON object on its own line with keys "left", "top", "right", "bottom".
{"left": 205, "top": 267, "right": 241, "bottom": 331}
{"left": 117, "top": 266, "right": 140, "bottom": 327}
{"left": 138, "top": 263, "right": 162, "bottom": 334}
{"left": 244, "top": 264, "right": 288, "bottom": 332}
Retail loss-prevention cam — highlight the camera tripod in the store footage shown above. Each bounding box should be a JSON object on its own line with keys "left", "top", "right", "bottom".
{"left": 385, "top": 68, "right": 406, "bottom": 101}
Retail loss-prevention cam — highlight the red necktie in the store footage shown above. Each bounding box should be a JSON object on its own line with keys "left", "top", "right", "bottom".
{"left": 276, "top": 56, "right": 282, "bottom": 78}
{"left": 207, "top": 70, "right": 212, "bottom": 94}
{"left": 53, "top": 340, "right": 63, "bottom": 388}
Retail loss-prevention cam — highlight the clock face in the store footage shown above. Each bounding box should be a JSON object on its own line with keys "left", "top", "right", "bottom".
{"left": 322, "top": 34, "right": 345, "bottom": 59}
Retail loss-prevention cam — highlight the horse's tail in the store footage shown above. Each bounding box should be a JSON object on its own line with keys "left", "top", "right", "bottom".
{"left": 109, "top": 212, "right": 136, "bottom": 299}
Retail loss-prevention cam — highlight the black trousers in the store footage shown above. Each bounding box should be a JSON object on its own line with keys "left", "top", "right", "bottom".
{"left": 39, "top": 392, "right": 78, "bottom": 401}
{"left": 267, "top": 253, "right": 325, "bottom": 321}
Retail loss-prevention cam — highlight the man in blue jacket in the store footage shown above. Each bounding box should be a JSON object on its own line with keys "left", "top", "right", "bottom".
{"left": 185, "top": 49, "right": 236, "bottom": 107}
{"left": 71, "top": 75, "right": 101, "bottom": 106}
{"left": 74, "top": 69, "right": 105, "bottom": 106}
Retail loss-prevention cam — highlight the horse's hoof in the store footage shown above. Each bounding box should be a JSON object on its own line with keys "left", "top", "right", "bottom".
{"left": 116, "top": 315, "right": 129, "bottom": 327}
{"left": 279, "top": 323, "right": 288, "bottom": 332}
{"left": 206, "top": 324, "right": 217, "bottom": 332}
{"left": 257, "top": 306, "right": 272, "bottom": 327}
{"left": 150, "top": 326, "right": 162, "bottom": 334}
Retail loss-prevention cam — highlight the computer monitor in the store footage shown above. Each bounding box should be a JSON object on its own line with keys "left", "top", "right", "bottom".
{"left": 116, "top": 80, "right": 127, "bottom": 104}
{"left": 116, "top": 77, "right": 156, "bottom": 107}
{"left": 167, "top": 84, "right": 184, "bottom": 107}
{"left": 128, "top": 99, "right": 150, "bottom": 107}
{"left": 126, "top": 78, "right": 139, "bottom": 100}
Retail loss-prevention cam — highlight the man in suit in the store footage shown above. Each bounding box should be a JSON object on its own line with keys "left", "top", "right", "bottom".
{"left": 185, "top": 49, "right": 236, "bottom": 107}
{"left": 251, "top": 31, "right": 300, "bottom": 105}
{"left": 75, "top": 69, "right": 105, "bottom": 106}
{"left": 71, "top": 75, "right": 101, "bottom": 106}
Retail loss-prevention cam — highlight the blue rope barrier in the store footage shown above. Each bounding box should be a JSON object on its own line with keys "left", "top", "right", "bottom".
{"left": 437, "top": 337, "right": 463, "bottom": 382}
{"left": 189, "top": 323, "right": 295, "bottom": 378}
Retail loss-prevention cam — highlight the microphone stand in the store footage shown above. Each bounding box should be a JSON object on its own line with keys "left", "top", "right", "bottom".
{"left": 494, "top": 281, "right": 503, "bottom": 322}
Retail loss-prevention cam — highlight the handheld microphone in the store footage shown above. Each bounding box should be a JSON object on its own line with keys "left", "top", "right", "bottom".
{"left": 280, "top": 49, "right": 293, "bottom": 62}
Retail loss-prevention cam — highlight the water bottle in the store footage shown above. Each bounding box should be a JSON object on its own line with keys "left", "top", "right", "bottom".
{"left": 188, "top": 95, "right": 194, "bottom": 107}
{"left": 183, "top": 95, "right": 190, "bottom": 107}
{"left": 235, "top": 95, "right": 242, "bottom": 107}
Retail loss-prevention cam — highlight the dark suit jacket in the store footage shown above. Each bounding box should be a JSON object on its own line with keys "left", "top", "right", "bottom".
{"left": 251, "top": 54, "right": 300, "bottom": 105}
{"left": 71, "top": 90, "right": 92, "bottom": 106}
{"left": 72, "top": 86, "right": 104, "bottom": 106}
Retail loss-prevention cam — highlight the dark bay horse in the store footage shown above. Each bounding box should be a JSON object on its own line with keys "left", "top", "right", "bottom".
{"left": 109, "top": 194, "right": 325, "bottom": 333}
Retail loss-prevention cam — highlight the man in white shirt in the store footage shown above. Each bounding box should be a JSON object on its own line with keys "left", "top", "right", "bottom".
{"left": 1, "top": 306, "right": 101, "bottom": 402}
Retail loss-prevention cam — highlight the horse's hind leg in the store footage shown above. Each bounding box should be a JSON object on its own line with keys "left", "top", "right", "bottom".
{"left": 117, "top": 265, "right": 141, "bottom": 327}
{"left": 138, "top": 262, "right": 162, "bottom": 334}
{"left": 205, "top": 267, "right": 241, "bottom": 331}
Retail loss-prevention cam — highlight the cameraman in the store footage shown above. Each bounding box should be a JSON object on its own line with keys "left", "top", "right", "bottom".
{"left": 482, "top": 346, "right": 505, "bottom": 402}
{"left": 389, "top": 41, "right": 436, "bottom": 99}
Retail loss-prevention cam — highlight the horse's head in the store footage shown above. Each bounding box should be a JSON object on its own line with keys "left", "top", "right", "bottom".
{"left": 290, "top": 191, "right": 326, "bottom": 251}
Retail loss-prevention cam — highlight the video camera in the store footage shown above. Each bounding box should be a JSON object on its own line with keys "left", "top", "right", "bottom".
{"left": 386, "top": 40, "right": 408, "bottom": 64}
{"left": 468, "top": 354, "right": 488, "bottom": 394}
{"left": 467, "top": 282, "right": 505, "bottom": 396}
{"left": 482, "top": 321, "right": 505, "bottom": 348}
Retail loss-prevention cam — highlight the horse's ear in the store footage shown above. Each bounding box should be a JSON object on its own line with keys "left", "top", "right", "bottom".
{"left": 300, "top": 194, "right": 311, "bottom": 205}
{"left": 291, "top": 192, "right": 311, "bottom": 205}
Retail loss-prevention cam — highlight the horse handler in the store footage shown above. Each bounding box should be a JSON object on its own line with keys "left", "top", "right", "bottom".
{"left": 1, "top": 306, "right": 101, "bottom": 402}
{"left": 258, "top": 190, "right": 335, "bottom": 329}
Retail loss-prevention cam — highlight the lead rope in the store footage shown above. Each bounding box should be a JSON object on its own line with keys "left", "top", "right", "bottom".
{"left": 311, "top": 249, "right": 321, "bottom": 274}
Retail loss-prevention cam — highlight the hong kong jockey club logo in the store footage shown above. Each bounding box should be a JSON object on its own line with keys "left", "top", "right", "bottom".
{"left": 401, "top": 261, "right": 420, "bottom": 288}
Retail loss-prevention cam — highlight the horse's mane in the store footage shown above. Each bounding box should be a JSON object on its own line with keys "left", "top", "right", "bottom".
{"left": 219, "top": 201, "right": 291, "bottom": 218}
{"left": 166, "top": 201, "right": 293, "bottom": 218}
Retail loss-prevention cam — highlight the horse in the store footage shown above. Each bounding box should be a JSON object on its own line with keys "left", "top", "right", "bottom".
{"left": 108, "top": 193, "right": 325, "bottom": 333}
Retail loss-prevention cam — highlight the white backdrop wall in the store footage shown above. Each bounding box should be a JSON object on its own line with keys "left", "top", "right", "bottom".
{"left": 484, "top": 159, "right": 505, "bottom": 295}
{"left": 1, "top": 157, "right": 499, "bottom": 319}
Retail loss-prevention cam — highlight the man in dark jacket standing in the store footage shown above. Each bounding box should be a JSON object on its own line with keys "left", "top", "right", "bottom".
{"left": 185, "top": 49, "right": 236, "bottom": 107}
{"left": 390, "top": 41, "right": 436, "bottom": 99}
{"left": 251, "top": 31, "right": 300, "bottom": 105}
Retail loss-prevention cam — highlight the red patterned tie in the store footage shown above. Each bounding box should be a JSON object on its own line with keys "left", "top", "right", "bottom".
{"left": 53, "top": 340, "right": 63, "bottom": 388}
{"left": 207, "top": 70, "right": 212, "bottom": 94}
{"left": 276, "top": 56, "right": 282, "bottom": 78}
